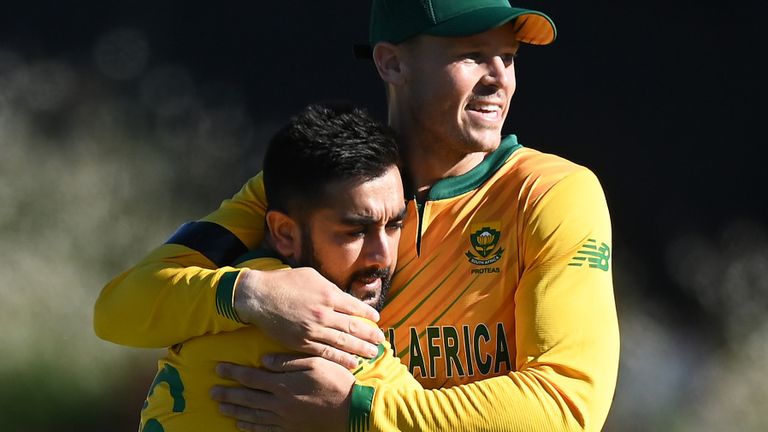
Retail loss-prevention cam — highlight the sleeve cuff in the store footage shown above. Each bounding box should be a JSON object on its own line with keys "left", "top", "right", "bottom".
{"left": 215, "top": 270, "right": 244, "bottom": 323}
{"left": 349, "top": 384, "right": 375, "bottom": 432}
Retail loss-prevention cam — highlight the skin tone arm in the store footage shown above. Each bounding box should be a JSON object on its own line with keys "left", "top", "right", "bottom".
{"left": 235, "top": 268, "right": 385, "bottom": 369}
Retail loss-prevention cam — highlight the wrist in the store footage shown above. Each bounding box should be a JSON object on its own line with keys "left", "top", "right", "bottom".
{"left": 233, "top": 268, "right": 262, "bottom": 324}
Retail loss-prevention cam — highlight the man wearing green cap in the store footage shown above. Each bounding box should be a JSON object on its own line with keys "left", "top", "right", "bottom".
{"left": 95, "top": 1, "right": 619, "bottom": 431}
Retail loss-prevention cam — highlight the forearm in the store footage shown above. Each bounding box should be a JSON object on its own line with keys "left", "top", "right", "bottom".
{"left": 351, "top": 338, "right": 596, "bottom": 431}
{"left": 93, "top": 245, "right": 247, "bottom": 347}
{"left": 93, "top": 174, "right": 268, "bottom": 347}
{"left": 360, "top": 369, "right": 595, "bottom": 432}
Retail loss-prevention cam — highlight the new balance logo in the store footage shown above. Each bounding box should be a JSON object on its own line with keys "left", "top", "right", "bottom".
{"left": 568, "top": 239, "right": 610, "bottom": 271}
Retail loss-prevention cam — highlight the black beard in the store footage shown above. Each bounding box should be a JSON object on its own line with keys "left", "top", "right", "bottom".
{"left": 299, "top": 231, "right": 391, "bottom": 312}
{"left": 348, "top": 267, "right": 391, "bottom": 312}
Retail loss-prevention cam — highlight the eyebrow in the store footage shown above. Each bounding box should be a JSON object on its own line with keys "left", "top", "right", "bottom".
{"left": 339, "top": 206, "right": 408, "bottom": 226}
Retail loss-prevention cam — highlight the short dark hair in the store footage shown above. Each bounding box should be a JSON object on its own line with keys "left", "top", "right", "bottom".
{"left": 263, "top": 102, "right": 399, "bottom": 215}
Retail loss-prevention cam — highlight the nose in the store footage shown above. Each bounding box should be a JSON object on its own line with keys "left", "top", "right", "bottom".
{"left": 481, "top": 56, "right": 510, "bottom": 88}
{"left": 362, "top": 229, "right": 395, "bottom": 269}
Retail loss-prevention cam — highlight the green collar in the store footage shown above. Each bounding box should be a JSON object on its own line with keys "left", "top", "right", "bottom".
{"left": 425, "top": 135, "right": 522, "bottom": 201}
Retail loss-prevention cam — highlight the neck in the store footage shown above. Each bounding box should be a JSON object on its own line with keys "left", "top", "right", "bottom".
{"left": 389, "top": 105, "right": 490, "bottom": 200}
{"left": 401, "top": 144, "right": 487, "bottom": 200}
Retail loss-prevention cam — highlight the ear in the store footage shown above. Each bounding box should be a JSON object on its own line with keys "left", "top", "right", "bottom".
{"left": 265, "top": 210, "right": 301, "bottom": 260}
{"left": 373, "top": 42, "right": 406, "bottom": 86}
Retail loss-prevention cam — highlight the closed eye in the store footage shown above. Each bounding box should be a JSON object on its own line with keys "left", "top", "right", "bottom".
{"left": 500, "top": 52, "right": 517, "bottom": 67}
{"left": 346, "top": 227, "right": 366, "bottom": 238}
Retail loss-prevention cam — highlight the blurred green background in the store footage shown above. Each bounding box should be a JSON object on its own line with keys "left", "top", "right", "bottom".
{"left": 1, "top": 1, "right": 766, "bottom": 431}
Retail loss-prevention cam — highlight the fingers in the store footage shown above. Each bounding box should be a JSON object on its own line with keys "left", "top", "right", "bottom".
{"left": 258, "top": 355, "right": 355, "bottom": 400}
{"left": 235, "top": 421, "right": 283, "bottom": 432}
{"left": 211, "top": 384, "right": 274, "bottom": 409}
{"left": 344, "top": 314, "right": 386, "bottom": 346}
{"left": 332, "top": 290, "right": 381, "bottom": 324}
{"left": 212, "top": 386, "right": 285, "bottom": 431}
{"left": 332, "top": 322, "right": 384, "bottom": 355}
{"left": 260, "top": 354, "right": 320, "bottom": 372}
{"left": 219, "top": 401, "right": 285, "bottom": 432}
{"left": 310, "top": 301, "right": 385, "bottom": 360}
{"left": 216, "top": 363, "right": 283, "bottom": 392}
{"left": 315, "top": 343, "right": 360, "bottom": 370}
{"left": 312, "top": 329, "right": 376, "bottom": 367}
{"left": 236, "top": 267, "right": 385, "bottom": 368}
{"left": 218, "top": 402, "right": 282, "bottom": 425}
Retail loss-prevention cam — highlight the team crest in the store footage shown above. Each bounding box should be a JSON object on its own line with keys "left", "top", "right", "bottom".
{"left": 465, "top": 222, "right": 504, "bottom": 265}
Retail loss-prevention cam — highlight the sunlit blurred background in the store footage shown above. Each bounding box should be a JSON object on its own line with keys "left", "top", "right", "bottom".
{"left": 1, "top": 1, "right": 766, "bottom": 431}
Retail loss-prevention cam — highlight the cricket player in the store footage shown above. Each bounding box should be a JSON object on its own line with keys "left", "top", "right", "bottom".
{"left": 139, "top": 102, "right": 420, "bottom": 431}
{"left": 95, "top": 1, "right": 620, "bottom": 431}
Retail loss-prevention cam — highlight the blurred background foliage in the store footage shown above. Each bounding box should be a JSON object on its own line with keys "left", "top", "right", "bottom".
{"left": 1, "top": 1, "right": 766, "bottom": 431}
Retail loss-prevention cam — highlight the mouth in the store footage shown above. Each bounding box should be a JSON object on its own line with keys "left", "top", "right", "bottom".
{"left": 350, "top": 276, "right": 381, "bottom": 303}
{"left": 347, "top": 268, "right": 391, "bottom": 309}
{"left": 465, "top": 101, "right": 504, "bottom": 122}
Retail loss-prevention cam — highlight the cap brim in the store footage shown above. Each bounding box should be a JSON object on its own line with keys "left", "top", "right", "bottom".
{"left": 427, "top": 7, "right": 556, "bottom": 45}
{"left": 354, "top": 7, "right": 556, "bottom": 60}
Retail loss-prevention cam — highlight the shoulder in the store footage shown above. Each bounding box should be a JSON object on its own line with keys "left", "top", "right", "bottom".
{"left": 507, "top": 145, "right": 589, "bottom": 180}
{"left": 495, "top": 143, "right": 599, "bottom": 201}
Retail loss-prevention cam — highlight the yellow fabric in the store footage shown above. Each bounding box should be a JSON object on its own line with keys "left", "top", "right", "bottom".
{"left": 139, "top": 257, "right": 421, "bottom": 431}
{"left": 95, "top": 139, "right": 619, "bottom": 431}
{"left": 363, "top": 147, "right": 618, "bottom": 431}
{"left": 93, "top": 174, "right": 267, "bottom": 347}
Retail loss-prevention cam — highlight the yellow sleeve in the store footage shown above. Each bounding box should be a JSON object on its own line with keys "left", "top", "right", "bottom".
{"left": 352, "top": 169, "right": 619, "bottom": 432}
{"left": 93, "top": 174, "right": 269, "bottom": 348}
{"left": 348, "top": 338, "right": 423, "bottom": 432}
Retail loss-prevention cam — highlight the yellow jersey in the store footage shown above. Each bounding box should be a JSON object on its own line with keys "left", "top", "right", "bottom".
{"left": 139, "top": 253, "right": 421, "bottom": 432}
{"left": 96, "top": 136, "right": 619, "bottom": 431}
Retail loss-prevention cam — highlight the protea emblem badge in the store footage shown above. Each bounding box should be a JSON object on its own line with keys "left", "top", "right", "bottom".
{"left": 466, "top": 223, "right": 504, "bottom": 266}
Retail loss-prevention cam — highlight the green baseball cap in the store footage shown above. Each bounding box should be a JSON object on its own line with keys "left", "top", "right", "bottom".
{"left": 355, "top": 0, "right": 556, "bottom": 58}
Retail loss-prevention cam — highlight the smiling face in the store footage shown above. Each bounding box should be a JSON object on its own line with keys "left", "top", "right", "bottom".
{"left": 293, "top": 166, "right": 406, "bottom": 311}
{"left": 395, "top": 23, "right": 519, "bottom": 158}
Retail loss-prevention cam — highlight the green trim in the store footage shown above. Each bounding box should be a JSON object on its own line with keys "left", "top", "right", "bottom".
{"left": 141, "top": 419, "right": 164, "bottom": 432}
{"left": 215, "top": 270, "right": 243, "bottom": 323}
{"left": 352, "top": 343, "right": 386, "bottom": 376}
{"left": 233, "top": 248, "right": 282, "bottom": 266}
{"left": 427, "top": 135, "right": 522, "bottom": 200}
{"left": 349, "top": 384, "right": 374, "bottom": 432}
{"left": 143, "top": 364, "right": 185, "bottom": 413}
